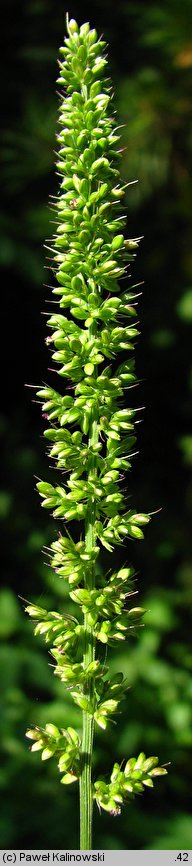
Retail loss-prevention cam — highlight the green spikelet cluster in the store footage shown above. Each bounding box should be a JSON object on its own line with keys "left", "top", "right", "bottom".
{"left": 25, "top": 16, "right": 167, "bottom": 850}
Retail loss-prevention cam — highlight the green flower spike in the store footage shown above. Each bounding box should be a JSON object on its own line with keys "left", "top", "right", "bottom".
{"left": 25, "top": 15, "right": 168, "bottom": 851}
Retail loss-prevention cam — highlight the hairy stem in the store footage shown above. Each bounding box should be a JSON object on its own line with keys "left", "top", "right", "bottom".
{"left": 80, "top": 409, "right": 98, "bottom": 849}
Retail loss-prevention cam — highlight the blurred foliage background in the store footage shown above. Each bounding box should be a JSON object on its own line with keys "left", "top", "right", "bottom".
{"left": 1, "top": 0, "right": 192, "bottom": 851}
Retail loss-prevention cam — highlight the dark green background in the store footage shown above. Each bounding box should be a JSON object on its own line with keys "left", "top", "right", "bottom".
{"left": 1, "top": 0, "right": 192, "bottom": 850}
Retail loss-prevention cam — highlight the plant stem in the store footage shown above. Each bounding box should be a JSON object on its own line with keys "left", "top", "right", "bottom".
{"left": 79, "top": 640, "right": 95, "bottom": 849}
{"left": 80, "top": 412, "right": 98, "bottom": 850}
